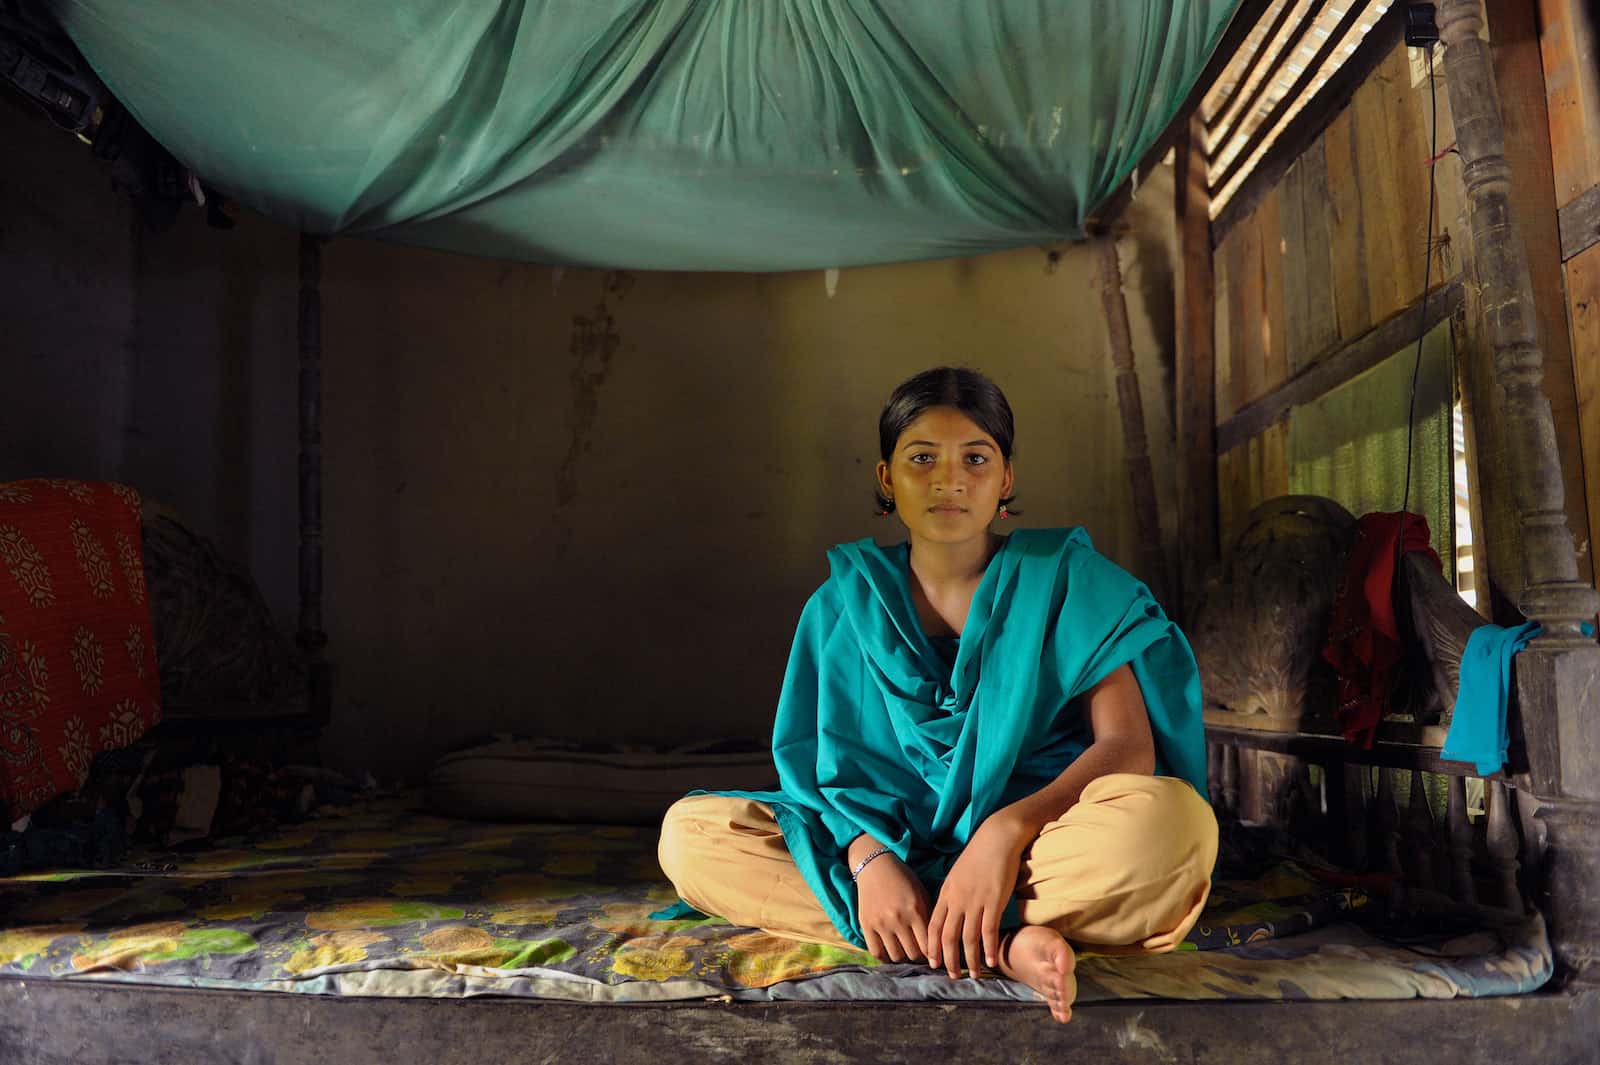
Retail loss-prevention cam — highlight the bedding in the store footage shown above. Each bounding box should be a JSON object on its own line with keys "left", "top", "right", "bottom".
{"left": 426, "top": 737, "right": 776, "bottom": 824}
{"left": 0, "top": 790, "right": 1550, "bottom": 1005}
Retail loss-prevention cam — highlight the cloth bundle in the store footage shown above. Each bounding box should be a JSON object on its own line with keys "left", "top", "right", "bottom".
{"left": 1321, "top": 512, "right": 1439, "bottom": 748}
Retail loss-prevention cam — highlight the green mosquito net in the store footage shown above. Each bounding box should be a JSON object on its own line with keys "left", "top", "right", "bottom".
{"left": 51, "top": 0, "right": 1241, "bottom": 270}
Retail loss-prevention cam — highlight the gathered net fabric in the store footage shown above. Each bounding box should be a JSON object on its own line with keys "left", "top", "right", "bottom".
{"left": 51, "top": 0, "right": 1241, "bottom": 270}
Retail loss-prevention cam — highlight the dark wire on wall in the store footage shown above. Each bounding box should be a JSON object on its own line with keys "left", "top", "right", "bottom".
{"left": 1387, "top": 7, "right": 1444, "bottom": 721}
{"left": 1400, "top": 40, "right": 1441, "bottom": 526}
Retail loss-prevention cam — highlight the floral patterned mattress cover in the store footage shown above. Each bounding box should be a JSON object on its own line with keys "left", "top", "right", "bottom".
{"left": 0, "top": 792, "right": 1552, "bottom": 1005}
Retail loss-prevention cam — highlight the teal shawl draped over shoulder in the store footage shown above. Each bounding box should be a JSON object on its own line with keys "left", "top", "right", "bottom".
{"left": 694, "top": 527, "right": 1206, "bottom": 947}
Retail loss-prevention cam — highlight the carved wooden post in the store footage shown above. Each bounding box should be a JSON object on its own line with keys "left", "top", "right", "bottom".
{"left": 1486, "top": 779, "right": 1523, "bottom": 911}
{"left": 1220, "top": 744, "right": 1240, "bottom": 817}
{"left": 1094, "top": 236, "right": 1174, "bottom": 611}
{"left": 1374, "top": 769, "right": 1403, "bottom": 879}
{"left": 298, "top": 234, "right": 329, "bottom": 692}
{"left": 1439, "top": 0, "right": 1600, "bottom": 982}
{"left": 1240, "top": 749, "right": 1303, "bottom": 828}
{"left": 1446, "top": 776, "right": 1475, "bottom": 904}
{"left": 1404, "top": 771, "right": 1437, "bottom": 889}
{"left": 1341, "top": 764, "right": 1369, "bottom": 871}
{"left": 1207, "top": 741, "right": 1223, "bottom": 810}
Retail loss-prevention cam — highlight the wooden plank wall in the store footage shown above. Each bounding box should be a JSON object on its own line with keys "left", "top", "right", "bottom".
{"left": 1214, "top": 9, "right": 1600, "bottom": 614}
{"left": 1539, "top": 0, "right": 1600, "bottom": 592}
{"left": 1214, "top": 40, "right": 1463, "bottom": 549}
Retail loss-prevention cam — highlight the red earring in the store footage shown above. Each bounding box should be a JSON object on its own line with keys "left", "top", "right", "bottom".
{"left": 998, "top": 504, "right": 1010, "bottom": 520}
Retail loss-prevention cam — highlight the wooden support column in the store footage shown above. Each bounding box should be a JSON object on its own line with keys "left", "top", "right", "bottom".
{"left": 1440, "top": 0, "right": 1600, "bottom": 639}
{"left": 297, "top": 234, "right": 328, "bottom": 665}
{"left": 1439, "top": 0, "right": 1600, "bottom": 985}
{"left": 1095, "top": 236, "right": 1174, "bottom": 611}
{"left": 1485, "top": 0, "right": 1594, "bottom": 591}
{"left": 1174, "top": 114, "right": 1219, "bottom": 623}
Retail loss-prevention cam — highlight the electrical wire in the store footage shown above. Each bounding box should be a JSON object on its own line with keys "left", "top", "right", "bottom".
{"left": 1400, "top": 42, "right": 1440, "bottom": 525}
{"left": 1388, "top": 38, "right": 1440, "bottom": 710}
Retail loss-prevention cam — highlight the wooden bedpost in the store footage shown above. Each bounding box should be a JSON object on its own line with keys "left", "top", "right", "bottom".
{"left": 1094, "top": 235, "right": 1175, "bottom": 611}
{"left": 1439, "top": 0, "right": 1600, "bottom": 984}
{"left": 297, "top": 233, "right": 330, "bottom": 721}
{"left": 1174, "top": 114, "right": 1219, "bottom": 624}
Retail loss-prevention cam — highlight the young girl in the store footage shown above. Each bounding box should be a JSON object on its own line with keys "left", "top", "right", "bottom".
{"left": 658, "top": 367, "right": 1217, "bottom": 1023}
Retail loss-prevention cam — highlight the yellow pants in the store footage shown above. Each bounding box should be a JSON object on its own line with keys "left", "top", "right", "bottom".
{"left": 658, "top": 773, "right": 1219, "bottom": 953}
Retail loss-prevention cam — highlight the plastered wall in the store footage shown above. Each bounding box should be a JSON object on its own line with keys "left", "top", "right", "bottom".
{"left": 4, "top": 96, "right": 1180, "bottom": 784}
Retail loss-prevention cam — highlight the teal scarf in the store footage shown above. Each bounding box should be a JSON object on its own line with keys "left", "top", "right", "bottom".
{"left": 670, "top": 527, "right": 1207, "bottom": 946}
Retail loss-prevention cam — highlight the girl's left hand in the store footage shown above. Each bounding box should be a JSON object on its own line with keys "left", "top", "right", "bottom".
{"left": 926, "top": 815, "right": 1026, "bottom": 979}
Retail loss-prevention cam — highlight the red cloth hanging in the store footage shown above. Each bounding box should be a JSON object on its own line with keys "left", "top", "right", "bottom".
{"left": 1321, "top": 511, "right": 1441, "bottom": 748}
{"left": 0, "top": 479, "right": 161, "bottom": 821}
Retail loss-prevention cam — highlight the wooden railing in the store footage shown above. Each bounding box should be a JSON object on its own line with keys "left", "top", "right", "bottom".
{"left": 1205, "top": 738, "right": 1533, "bottom": 915}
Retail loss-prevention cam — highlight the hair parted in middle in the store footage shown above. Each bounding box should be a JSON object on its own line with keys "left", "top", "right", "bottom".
{"left": 874, "top": 366, "right": 1019, "bottom": 516}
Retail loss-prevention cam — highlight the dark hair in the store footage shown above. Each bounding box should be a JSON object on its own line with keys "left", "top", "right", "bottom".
{"left": 875, "top": 366, "right": 1018, "bottom": 515}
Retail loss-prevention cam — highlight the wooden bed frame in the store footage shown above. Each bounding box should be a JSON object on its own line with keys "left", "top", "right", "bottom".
{"left": 4, "top": 1, "right": 1598, "bottom": 1061}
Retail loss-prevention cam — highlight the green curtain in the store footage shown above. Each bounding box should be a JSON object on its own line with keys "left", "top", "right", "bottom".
{"left": 51, "top": 0, "right": 1241, "bottom": 270}
{"left": 1288, "top": 322, "right": 1456, "bottom": 577}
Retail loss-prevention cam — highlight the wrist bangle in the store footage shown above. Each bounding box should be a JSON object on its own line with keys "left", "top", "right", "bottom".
{"left": 850, "top": 846, "right": 890, "bottom": 881}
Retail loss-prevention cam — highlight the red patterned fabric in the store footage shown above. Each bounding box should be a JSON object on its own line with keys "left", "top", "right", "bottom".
{"left": 1321, "top": 511, "right": 1441, "bottom": 749}
{"left": 0, "top": 479, "right": 161, "bottom": 821}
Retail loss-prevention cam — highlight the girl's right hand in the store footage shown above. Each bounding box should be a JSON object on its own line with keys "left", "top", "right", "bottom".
{"left": 854, "top": 854, "right": 931, "bottom": 962}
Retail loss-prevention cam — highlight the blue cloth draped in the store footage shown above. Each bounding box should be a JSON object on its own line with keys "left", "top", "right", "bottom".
{"left": 1441, "top": 622, "right": 1539, "bottom": 776}
{"left": 664, "top": 527, "right": 1208, "bottom": 947}
{"left": 1442, "top": 621, "right": 1593, "bottom": 776}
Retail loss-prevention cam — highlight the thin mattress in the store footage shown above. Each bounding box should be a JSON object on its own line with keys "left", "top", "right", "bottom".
{"left": 0, "top": 792, "right": 1551, "bottom": 1005}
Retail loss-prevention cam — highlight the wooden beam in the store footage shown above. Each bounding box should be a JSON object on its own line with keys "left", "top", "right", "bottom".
{"left": 1537, "top": 0, "right": 1600, "bottom": 209}
{"left": 1212, "top": 7, "right": 1404, "bottom": 248}
{"left": 1557, "top": 181, "right": 1600, "bottom": 262}
{"left": 1174, "top": 114, "right": 1218, "bottom": 622}
{"left": 1216, "top": 278, "right": 1464, "bottom": 454}
{"left": 1204, "top": 721, "right": 1502, "bottom": 777}
{"left": 5, "top": 978, "right": 1600, "bottom": 1065}
{"left": 1567, "top": 243, "right": 1600, "bottom": 624}
{"left": 1094, "top": 236, "right": 1174, "bottom": 610}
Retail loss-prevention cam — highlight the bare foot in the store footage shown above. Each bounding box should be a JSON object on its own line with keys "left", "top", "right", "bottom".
{"left": 997, "top": 925, "right": 1076, "bottom": 1023}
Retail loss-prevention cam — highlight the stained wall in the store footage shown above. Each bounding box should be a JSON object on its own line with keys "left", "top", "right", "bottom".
{"left": 3, "top": 93, "right": 1181, "bottom": 784}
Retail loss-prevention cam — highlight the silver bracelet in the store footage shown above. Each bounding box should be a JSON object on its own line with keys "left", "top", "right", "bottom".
{"left": 850, "top": 846, "right": 890, "bottom": 881}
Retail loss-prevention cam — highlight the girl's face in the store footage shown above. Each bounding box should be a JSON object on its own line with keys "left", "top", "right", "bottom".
{"left": 876, "top": 406, "right": 1014, "bottom": 545}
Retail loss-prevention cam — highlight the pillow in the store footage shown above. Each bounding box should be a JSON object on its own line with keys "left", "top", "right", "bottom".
{"left": 426, "top": 737, "right": 777, "bottom": 825}
{"left": 0, "top": 479, "right": 161, "bottom": 821}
